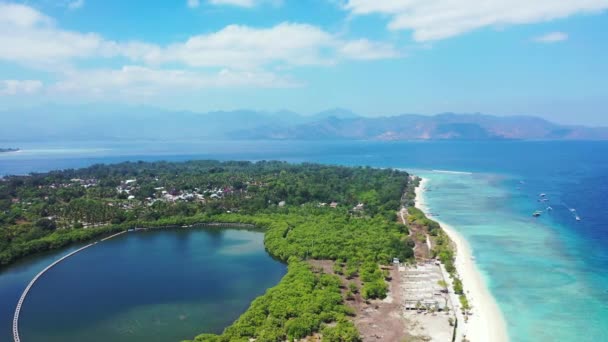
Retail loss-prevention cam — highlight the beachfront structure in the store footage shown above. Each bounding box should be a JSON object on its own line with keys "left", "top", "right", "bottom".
{"left": 401, "top": 262, "right": 450, "bottom": 311}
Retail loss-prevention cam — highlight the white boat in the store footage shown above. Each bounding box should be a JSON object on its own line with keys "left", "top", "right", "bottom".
{"left": 575, "top": 216, "right": 581, "bottom": 221}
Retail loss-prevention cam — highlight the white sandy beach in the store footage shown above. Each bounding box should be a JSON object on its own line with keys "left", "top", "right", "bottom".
{"left": 415, "top": 177, "right": 509, "bottom": 342}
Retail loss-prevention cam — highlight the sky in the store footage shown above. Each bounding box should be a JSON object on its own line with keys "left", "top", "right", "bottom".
{"left": 0, "top": 0, "right": 607, "bottom": 125}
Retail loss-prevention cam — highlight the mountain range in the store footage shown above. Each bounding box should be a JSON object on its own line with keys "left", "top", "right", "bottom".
{"left": 1, "top": 105, "right": 606, "bottom": 142}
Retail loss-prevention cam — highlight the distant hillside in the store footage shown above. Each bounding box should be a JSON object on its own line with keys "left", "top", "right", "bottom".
{"left": 308, "top": 108, "right": 360, "bottom": 121}
{"left": 238, "top": 113, "right": 608, "bottom": 141}
{"left": 0, "top": 106, "right": 605, "bottom": 142}
{"left": 0, "top": 106, "right": 332, "bottom": 142}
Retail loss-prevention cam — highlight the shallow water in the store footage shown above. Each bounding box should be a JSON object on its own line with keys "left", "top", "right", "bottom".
{"left": 417, "top": 171, "right": 608, "bottom": 341}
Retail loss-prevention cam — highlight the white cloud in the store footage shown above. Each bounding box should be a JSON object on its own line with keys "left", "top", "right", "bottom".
{"left": 343, "top": 0, "right": 608, "bottom": 41}
{"left": 339, "top": 39, "right": 400, "bottom": 60}
{"left": 130, "top": 23, "right": 401, "bottom": 68}
{"left": 187, "top": 0, "right": 200, "bottom": 8}
{"left": 50, "top": 66, "right": 299, "bottom": 98}
{"left": 68, "top": 0, "right": 85, "bottom": 10}
{"left": 208, "top": 0, "right": 282, "bottom": 8}
{"left": 0, "top": 3, "right": 399, "bottom": 97}
{"left": 0, "top": 80, "right": 43, "bottom": 95}
{"left": 533, "top": 32, "right": 569, "bottom": 43}
{"left": 147, "top": 23, "right": 337, "bottom": 68}
{"left": 0, "top": 3, "right": 52, "bottom": 28}
{"left": 0, "top": 3, "right": 120, "bottom": 68}
{"left": 209, "top": 0, "right": 255, "bottom": 7}
{"left": 0, "top": 4, "right": 399, "bottom": 70}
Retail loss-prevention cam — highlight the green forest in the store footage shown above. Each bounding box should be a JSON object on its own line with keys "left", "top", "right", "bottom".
{"left": 1, "top": 160, "right": 414, "bottom": 341}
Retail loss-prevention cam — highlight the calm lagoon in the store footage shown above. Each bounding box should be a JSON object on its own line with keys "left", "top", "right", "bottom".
{"left": 0, "top": 228, "right": 286, "bottom": 342}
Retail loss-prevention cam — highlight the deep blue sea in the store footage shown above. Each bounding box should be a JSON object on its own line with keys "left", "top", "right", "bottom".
{"left": 1, "top": 140, "right": 607, "bottom": 341}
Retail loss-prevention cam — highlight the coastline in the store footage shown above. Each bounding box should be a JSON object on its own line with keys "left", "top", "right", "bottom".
{"left": 415, "top": 177, "right": 509, "bottom": 342}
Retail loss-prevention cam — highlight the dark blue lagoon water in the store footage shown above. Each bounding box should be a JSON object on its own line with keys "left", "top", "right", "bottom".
{"left": 0, "top": 228, "right": 286, "bottom": 342}
{"left": 1, "top": 140, "right": 608, "bottom": 341}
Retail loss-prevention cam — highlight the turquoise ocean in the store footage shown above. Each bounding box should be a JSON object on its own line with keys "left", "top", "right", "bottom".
{"left": 1, "top": 140, "right": 607, "bottom": 341}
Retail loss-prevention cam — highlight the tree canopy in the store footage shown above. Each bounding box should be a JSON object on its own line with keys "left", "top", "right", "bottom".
{"left": 1, "top": 160, "right": 409, "bottom": 266}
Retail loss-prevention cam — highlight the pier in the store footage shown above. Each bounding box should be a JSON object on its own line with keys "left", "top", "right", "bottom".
{"left": 12, "top": 230, "right": 126, "bottom": 342}
{"left": 135, "top": 222, "right": 256, "bottom": 230}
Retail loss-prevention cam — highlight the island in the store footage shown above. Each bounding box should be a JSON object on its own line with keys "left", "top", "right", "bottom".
{"left": 0, "top": 160, "right": 470, "bottom": 341}
{"left": 0, "top": 148, "right": 19, "bottom": 153}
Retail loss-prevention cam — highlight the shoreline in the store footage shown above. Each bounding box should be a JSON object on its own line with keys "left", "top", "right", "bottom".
{"left": 415, "top": 177, "right": 509, "bottom": 342}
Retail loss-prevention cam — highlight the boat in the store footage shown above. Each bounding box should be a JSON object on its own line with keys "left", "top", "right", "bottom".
{"left": 575, "top": 216, "right": 581, "bottom": 221}
{"left": 533, "top": 210, "right": 543, "bottom": 217}
{"left": 539, "top": 193, "right": 546, "bottom": 197}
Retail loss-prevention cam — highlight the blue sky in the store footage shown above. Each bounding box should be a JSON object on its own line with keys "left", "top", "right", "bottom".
{"left": 1, "top": 0, "right": 607, "bottom": 125}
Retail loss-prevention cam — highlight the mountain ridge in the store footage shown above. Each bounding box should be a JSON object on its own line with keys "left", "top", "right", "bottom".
{"left": 1, "top": 106, "right": 606, "bottom": 142}
{"left": 238, "top": 112, "right": 608, "bottom": 141}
